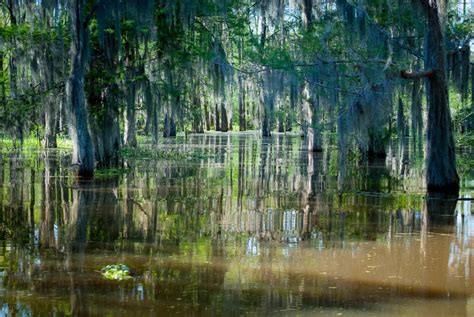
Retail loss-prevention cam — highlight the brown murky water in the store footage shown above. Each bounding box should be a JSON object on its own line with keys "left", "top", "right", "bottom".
{"left": 0, "top": 133, "right": 473, "bottom": 316}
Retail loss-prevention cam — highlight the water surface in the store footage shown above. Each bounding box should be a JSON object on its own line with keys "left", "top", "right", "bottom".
{"left": 1, "top": 133, "right": 473, "bottom": 316}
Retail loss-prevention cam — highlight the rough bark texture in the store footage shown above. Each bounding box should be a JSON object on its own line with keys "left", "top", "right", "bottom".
{"left": 422, "top": 0, "right": 459, "bottom": 193}
{"left": 66, "top": 0, "right": 95, "bottom": 177}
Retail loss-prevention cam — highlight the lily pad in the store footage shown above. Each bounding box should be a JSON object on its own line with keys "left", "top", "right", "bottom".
{"left": 100, "top": 264, "right": 133, "bottom": 281}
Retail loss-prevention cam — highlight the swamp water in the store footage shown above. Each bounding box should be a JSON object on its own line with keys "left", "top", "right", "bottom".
{"left": 0, "top": 133, "right": 473, "bottom": 316}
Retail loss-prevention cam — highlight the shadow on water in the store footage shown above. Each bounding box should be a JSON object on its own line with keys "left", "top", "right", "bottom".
{"left": 0, "top": 134, "right": 473, "bottom": 316}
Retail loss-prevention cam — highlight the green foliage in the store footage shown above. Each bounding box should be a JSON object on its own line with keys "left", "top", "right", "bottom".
{"left": 455, "top": 131, "right": 474, "bottom": 148}
{"left": 120, "top": 146, "right": 211, "bottom": 161}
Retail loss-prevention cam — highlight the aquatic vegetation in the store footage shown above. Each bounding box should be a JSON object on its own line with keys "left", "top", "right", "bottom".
{"left": 100, "top": 264, "right": 133, "bottom": 281}
{"left": 94, "top": 168, "right": 130, "bottom": 179}
{"left": 120, "top": 146, "right": 211, "bottom": 161}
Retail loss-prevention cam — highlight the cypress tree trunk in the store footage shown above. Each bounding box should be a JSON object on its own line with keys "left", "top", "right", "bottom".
{"left": 124, "top": 66, "right": 137, "bottom": 147}
{"left": 143, "top": 78, "right": 153, "bottom": 136}
{"left": 215, "top": 101, "right": 221, "bottom": 131}
{"left": 238, "top": 74, "right": 246, "bottom": 131}
{"left": 192, "top": 94, "right": 204, "bottom": 133}
{"left": 471, "top": 64, "right": 474, "bottom": 129}
{"left": 150, "top": 90, "right": 159, "bottom": 144}
{"left": 151, "top": 99, "right": 159, "bottom": 144}
{"left": 421, "top": 0, "right": 459, "bottom": 193}
{"left": 163, "top": 112, "right": 170, "bottom": 137}
{"left": 66, "top": 0, "right": 95, "bottom": 177}
{"left": 262, "top": 92, "right": 272, "bottom": 137}
{"left": 7, "top": 0, "right": 22, "bottom": 146}
{"left": 397, "top": 97, "right": 405, "bottom": 150}
{"left": 220, "top": 101, "right": 228, "bottom": 132}
{"left": 44, "top": 97, "right": 57, "bottom": 148}
{"left": 169, "top": 114, "right": 177, "bottom": 137}
{"left": 94, "top": 84, "right": 121, "bottom": 168}
{"left": 287, "top": 82, "right": 297, "bottom": 132}
{"left": 310, "top": 94, "right": 323, "bottom": 152}
{"left": 410, "top": 78, "right": 422, "bottom": 156}
{"left": 0, "top": 53, "right": 4, "bottom": 103}
{"left": 460, "top": 44, "right": 470, "bottom": 102}
{"left": 303, "top": 85, "right": 322, "bottom": 152}
{"left": 204, "top": 96, "right": 211, "bottom": 131}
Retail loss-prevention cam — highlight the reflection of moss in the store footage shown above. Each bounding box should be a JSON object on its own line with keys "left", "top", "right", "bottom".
{"left": 100, "top": 264, "right": 133, "bottom": 280}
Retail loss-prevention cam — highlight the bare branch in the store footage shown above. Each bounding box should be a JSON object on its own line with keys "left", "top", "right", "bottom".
{"left": 400, "top": 69, "right": 435, "bottom": 79}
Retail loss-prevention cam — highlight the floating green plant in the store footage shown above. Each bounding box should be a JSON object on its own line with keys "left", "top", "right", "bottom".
{"left": 100, "top": 264, "right": 133, "bottom": 281}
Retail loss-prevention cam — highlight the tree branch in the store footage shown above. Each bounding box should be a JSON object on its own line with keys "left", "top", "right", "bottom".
{"left": 400, "top": 69, "right": 435, "bottom": 79}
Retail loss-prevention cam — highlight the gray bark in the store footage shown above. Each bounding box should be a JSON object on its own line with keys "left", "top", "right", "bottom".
{"left": 410, "top": 78, "right": 423, "bottom": 156}
{"left": 44, "top": 97, "right": 57, "bottom": 148}
{"left": 215, "top": 101, "right": 221, "bottom": 131}
{"left": 220, "top": 101, "right": 228, "bottom": 132}
{"left": 238, "top": 74, "right": 246, "bottom": 131}
{"left": 471, "top": 64, "right": 474, "bottom": 129}
{"left": 124, "top": 65, "right": 137, "bottom": 147}
{"left": 66, "top": 0, "right": 95, "bottom": 177}
{"left": 421, "top": 0, "right": 459, "bottom": 192}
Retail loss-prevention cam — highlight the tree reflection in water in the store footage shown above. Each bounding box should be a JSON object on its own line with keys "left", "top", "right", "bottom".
{"left": 0, "top": 134, "right": 473, "bottom": 316}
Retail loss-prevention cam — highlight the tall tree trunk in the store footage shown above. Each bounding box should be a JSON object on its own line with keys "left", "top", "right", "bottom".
{"left": 287, "top": 81, "right": 297, "bottom": 132}
{"left": 124, "top": 68, "right": 137, "bottom": 147}
{"left": 94, "top": 84, "right": 121, "bottom": 168}
{"left": 192, "top": 93, "right": 204, "bottom": 133}
{"left": 471, "top": 64, "right": 474, "bottom": 130}
{"left": 44, "top": 96, "right": 57, "bottom": 148}
{"left": 303, "top": 84, "right": 322, "bottom": 151}
{"left": 460, "top": 44, "right": 470, "bottom": 102}
{"left": 262, "top": 93, "right": 272, "bottom": 137}
{"left": 204, "top": 96, "right": 211, "bottom": 131}
{"left": 220, "top": 101, "right": 228, "bottom": 132}
{"left": 422, "top": 0, "right": 459, "bottom": 192}
{"left": 7, "top": 0, "right": 22, "bottom": 147}
{"left": 215, "top": 100, "right": 221, "bottom": 131}
{"left": 143, "top": 78, "right": 153, "bottom": 136}
{"left": 410, "top": 78, "right": 422, "bottom": 156}
{"left": 66, "top": 0, "right": 95, "bottom": 177}
{"left": 0, "top": 53, "right": 4, "bottom": 104}
{"left": 151, "top": 92, "right": 159, "bottom": 144}
{"left": 238, "top": 74, "right": 246, "bottom": 131}
{"left": 163, "top": 112, "right": 170, "bottom": 137}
